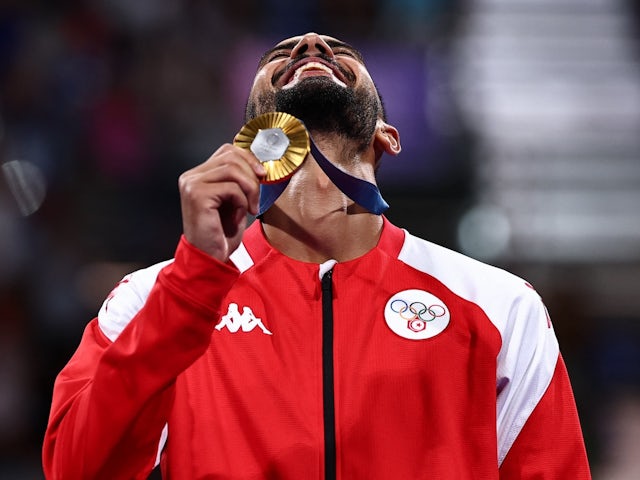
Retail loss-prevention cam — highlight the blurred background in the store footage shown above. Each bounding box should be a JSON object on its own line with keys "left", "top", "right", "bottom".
{"left": 1, "top": 0, "right": 639, "bottom": 478}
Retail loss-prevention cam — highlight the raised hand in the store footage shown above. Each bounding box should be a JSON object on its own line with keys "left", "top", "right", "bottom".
{"left": 178, "top": 144, "right": 265, "bottom": 262}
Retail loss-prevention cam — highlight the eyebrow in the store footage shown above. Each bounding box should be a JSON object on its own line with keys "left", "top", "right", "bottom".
{"left": 257, "top": 38, "right": 364, "bottom": 68}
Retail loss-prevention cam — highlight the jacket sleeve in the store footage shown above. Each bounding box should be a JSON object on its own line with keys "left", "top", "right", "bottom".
{"left": 495, "top": 285, "right": 591, "bottom": 479}
{"left": 42, "top": 236, "right": 240, "bottom": 480}
{"left": 499, "top": 355, "right": 591, "bottom": 479}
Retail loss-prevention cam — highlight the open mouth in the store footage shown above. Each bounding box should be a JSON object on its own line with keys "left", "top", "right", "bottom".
{"left": 279, "top": 58, "right": 349, "bottom": 89}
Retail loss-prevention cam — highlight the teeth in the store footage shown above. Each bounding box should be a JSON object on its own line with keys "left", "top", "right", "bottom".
{"left": 296, "top": 62, "right": 333, "bottom": 75}
{"left": 284, "top": 62, "right": 347, "bottom": 89}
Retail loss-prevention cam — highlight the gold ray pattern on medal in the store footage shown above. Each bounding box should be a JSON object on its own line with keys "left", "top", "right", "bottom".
{"left": 233, "top": 112, "right": 310, "bottom": 183}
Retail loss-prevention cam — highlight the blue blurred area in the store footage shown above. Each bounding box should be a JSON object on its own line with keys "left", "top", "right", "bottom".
{"left": 0, "top": 1, "right": 639, "bottom": 478}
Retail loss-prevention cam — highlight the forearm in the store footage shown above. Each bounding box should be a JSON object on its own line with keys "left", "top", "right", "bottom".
{"left": 43, "top": 237, "right": 240, "bottom": 479}
{"left": 44, "top": 361, "right": 175, "bottom": 480}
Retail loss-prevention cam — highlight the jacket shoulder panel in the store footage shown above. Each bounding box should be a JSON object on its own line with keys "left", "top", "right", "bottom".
{"left": 97, "top": 260, "right": 173, "bottom": 342}
{"left": 398, "top": 231, "right": 560, "bottom": 465}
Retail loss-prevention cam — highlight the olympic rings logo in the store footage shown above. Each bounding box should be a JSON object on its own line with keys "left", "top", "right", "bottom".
{"left": 390, "top": 299, "right": 447, "bottom": 333}
{"left": 385, "top": 290, "right": 450, "bottom": 340}
{"left": 390, "top": 299, "right": 447, "bottom": 322}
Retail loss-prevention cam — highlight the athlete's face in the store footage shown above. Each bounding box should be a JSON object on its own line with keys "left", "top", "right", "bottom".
{"left": 245, "top": 33, "right": 384, "bottom": 150}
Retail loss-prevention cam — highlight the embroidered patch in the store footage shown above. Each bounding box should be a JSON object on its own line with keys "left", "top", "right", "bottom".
{"left": 384, "top": 289, "right": 450, "bottom": 340}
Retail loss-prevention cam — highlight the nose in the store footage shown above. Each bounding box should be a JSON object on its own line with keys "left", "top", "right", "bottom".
{"left": 290, "top": 33, "right": 335, "bottom": 59}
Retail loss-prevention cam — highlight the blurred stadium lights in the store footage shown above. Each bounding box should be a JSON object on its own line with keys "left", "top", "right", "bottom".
{"left": 451, "top": 0, "right": 640, "bottom": 263}
{"left": 457, "top": 204, "right": 511, "bottom": 260}
{"left": 1, "top": 160, "right": 47, "bottom": 217}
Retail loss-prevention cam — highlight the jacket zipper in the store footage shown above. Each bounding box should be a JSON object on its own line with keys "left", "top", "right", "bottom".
{"left": 321, "top": 269, "right": 336, "bottom": 480}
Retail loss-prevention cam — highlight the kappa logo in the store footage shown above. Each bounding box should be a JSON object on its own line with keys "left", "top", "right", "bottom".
{"left": 215, "top": 303, "right": 273, "bottom": 335}
{"left": 384, "top": 289, "right": 450, "bottom": 340}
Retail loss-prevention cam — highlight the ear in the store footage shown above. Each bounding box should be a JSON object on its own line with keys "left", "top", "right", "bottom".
{"left": 373, "top": 120, "right": 401, "bottom": 160}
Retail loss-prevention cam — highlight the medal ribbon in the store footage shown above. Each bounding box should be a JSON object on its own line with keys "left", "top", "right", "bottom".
{"left": 258, "top": 137, "right": 389, "bottom": 216}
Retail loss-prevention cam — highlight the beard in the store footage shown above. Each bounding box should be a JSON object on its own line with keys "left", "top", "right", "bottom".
{"left": 246, "top": 77, "right": 381, "bottom": 152}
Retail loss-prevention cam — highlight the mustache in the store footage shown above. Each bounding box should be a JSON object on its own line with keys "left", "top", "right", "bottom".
{"left": 271, "top": 53, "right": 355, "bottom": 86}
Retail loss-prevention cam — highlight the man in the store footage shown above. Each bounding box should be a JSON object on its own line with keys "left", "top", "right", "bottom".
{"left": 43, "top": 33, "right": 591, "bottom": 479}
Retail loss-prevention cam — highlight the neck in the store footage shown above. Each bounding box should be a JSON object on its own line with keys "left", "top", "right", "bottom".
{"left": 260, "top": 141, "right": 383, "bottom": 263}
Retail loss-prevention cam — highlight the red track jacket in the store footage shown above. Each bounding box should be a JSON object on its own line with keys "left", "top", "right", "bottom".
{"left": 43, "top": 218, "right": 591, "bottom": 479}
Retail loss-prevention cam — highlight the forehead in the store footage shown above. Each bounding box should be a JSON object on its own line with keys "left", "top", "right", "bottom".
{"left": 277, "top": 34, "right": 342, "bottom": 47}
{"left": 258, "top": 34, "right": 365, "bottom": 68}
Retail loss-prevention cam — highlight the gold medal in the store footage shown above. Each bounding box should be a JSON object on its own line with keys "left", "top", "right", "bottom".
{"left": 233, "top": 112, "right": 310, "bottom": 183}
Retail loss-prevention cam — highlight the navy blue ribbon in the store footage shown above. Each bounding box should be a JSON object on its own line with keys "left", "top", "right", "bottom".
{"left": 258, "top": 138, "right": 388, "bottom": 216}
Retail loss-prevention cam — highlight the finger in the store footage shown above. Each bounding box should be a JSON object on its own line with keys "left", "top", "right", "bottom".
{"left": 181, "top": 180, "right": 250, "bottom": 254}
{"left": 181, "top": 178, "right": 250, "bottom": 220}
{"left": 192, "top": 144, "right": 266, "bottom": 179}
{"left": 180, "top": 155, "right": 262, "bottom": 215}
{"left": 185, "top": 162, "right": 261, "bottom": 216}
